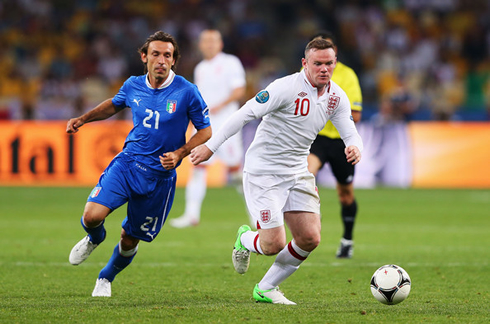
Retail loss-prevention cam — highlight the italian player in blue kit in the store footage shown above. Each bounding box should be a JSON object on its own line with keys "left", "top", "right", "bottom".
{"left": 66, "top": 31, "right": 211, "bottom": 297}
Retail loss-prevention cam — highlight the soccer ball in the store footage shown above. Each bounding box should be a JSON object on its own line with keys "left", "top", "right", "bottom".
{"left": 370, "top": 264, "right": 411, "bottom": 305}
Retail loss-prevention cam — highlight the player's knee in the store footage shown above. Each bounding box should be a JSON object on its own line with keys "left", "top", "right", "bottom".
{"left": 82, "top": 210, "right": 105, "bottom": 227}
{"left": 261, "top": 239, "right": 286, "bottom": 256}
{"left": 83, "top": 203, "right": 109, "bottom": 226}
{"left": 339, "top": 195, "right": 354, "bottom": 206}
{"left": 82, "top": 213, "right": 101, "bottom": 227}
{"left": 297, "top": 233, "right": 321, "bottom": 252}
{"left": 120, "top": 232, "right": 139, "bottom": 251}
{"left": 338, "top": 188, "right": 355, "bottom": 206}
{"left": 307, "top": 234, "right": 321, "bottom": 251}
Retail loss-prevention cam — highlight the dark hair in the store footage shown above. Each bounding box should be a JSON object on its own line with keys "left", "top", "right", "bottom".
{"left": 310, "top": 31, "right": 337, "bottom": 46}
{"left": 138, "top": 31, "right": 181, "bottom": 72}
{"left": 304, "top": 38, "right": 335, "bottom": 58}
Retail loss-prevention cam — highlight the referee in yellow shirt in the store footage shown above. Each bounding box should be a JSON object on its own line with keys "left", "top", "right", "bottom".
{"left": 307, "top": 31, "right": 362, "bottom": 258}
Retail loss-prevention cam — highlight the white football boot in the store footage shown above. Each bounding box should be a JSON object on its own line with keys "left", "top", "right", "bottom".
{"left": 92, "top": 278, "right": 111, "bottom": 297}
{"left": 69, "top": 236, "right": 99, "bottom": 265}
{"left": 253, "top": 284, "right": 296, "bottom": 305}
{"left": 232, "top": 225, "right": 251, "bottom": 274}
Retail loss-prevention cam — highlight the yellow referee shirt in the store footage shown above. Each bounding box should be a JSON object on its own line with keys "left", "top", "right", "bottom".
{"left": 320, "top": 61, "right": 362, "bottom": 139}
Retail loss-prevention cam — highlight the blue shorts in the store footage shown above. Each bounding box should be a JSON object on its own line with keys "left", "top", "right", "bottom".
{"left": 87, "top": 154, "right": 176, "bottom": 242}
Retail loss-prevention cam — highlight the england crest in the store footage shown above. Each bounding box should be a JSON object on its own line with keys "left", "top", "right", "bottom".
{"left": 327, "top": 95, "right": 340, "bottom": 115}
{"left": 260, "top": 210, "right": 271, "bottom": 223}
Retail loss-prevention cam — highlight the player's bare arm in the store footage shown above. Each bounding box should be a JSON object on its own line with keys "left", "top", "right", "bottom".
{"left": 66, "top": 98, "right": 122, "bottom": 133}
{"left": 159, "top": 125, "right": 211, "bottom": 170}
{"left": 345, "top": 145, "right": 361, "bottom": 165}
{"left": 189, "top": 144, "right": 213, "bottom": 165}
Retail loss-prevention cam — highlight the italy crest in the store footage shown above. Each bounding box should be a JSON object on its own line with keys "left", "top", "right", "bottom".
{"left": 166, "top": 100, "right": 177, "bottom": 113}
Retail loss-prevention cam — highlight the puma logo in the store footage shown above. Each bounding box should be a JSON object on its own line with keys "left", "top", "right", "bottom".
{"left": 133, "top": 98, "right": 142, "bottom": 106}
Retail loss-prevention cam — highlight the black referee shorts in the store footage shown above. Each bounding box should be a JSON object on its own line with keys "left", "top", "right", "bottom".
{"left": 309, "top": 135, "right": 355, "bottom": 185}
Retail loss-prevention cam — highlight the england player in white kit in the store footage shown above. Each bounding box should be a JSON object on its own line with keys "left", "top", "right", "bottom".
{"left": 171, "top": 29, "right": 246, "bottom": 228}
{"left": 191, "top": 39, "right": 363, "bottom": 305}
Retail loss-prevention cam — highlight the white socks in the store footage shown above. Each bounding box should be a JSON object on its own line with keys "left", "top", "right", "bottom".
{"left": 184, "top": 167, "right": 207, "bottom": 221}
{"left": 119, "top": 242, "right": 138, "bottom": 257}
{"left": 258, "top": 240, "right": 310, "bottom": 290}
{"left": 241, "top": 231, "right": 263, "bottom": 254}
{"left": 241, "top": 231, "right": 312, "bottom": 291}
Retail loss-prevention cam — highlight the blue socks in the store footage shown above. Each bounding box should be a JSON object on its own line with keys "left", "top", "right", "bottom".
{"left": 98, "top": 243, "right": 138, "bottom": 282}
{"left": 80, "top": 216, "right": 138, "bottom": 282}
{"left": 80, "top": 216, "right": 106, "bottom": 245}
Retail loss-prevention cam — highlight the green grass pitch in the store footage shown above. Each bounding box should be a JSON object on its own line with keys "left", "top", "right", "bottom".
{"left": 0, "top": 186, "right": 489, "bottom": 323}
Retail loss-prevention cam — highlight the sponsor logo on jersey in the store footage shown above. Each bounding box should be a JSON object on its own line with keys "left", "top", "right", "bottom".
{"left": 298, "top": 91, "right": 307, "bottom": 97}
{"left": 166, "top": 100, "right": 177, "bottom": 113}
{"left": 135, "top": 163, "right": 147, "bottom": 172}
{"left": 90, "top": 186, "right": 102, "bottom": 198}
{"left": 133, "top": 98, "right": 142, "bottom": 106}
{"left": 327, "top": 94, "right": 340, "bottom": 114}
{"left": 260, "top": 210, "right": 271, "bottom": 223}
{"left": 350, "top": 115, "right": 354, "bottom": 121}
{"left": 255, "top": 91, "right": 270, "bottom": 104}
{"left": 202, "top": 107, "right": 210, "bottom": 119}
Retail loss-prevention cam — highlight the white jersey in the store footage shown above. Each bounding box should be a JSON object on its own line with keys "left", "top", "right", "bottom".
{"left": 206, "top": 69, "right": 363, "bottom": 175}
{"left": 193, "top": 52, "right": 246, "bottom": 166}
{"left": 194, "top": 52, "right": 246, "bottom": 124}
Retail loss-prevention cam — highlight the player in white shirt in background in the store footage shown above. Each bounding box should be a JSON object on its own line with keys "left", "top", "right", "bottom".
{"left": 190, "top": 39, "right": 363, "bottom": 305}
{"left": 170, "top": 29, "right": 246, "bottom": 228}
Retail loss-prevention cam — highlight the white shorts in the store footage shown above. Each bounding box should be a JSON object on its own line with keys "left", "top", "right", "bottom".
{"left": 243, "top": 171, "right": 320, "bottom": 229}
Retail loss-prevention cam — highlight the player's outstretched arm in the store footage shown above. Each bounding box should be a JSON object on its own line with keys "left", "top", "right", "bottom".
{"left": 190, "top": 145, "right": 213, "bottom": 165}
{"left": 66, "top": 98, "right": 122, "bottom": 134}
{"left": 345, "top": 145, "right": 361, "bottom": 165}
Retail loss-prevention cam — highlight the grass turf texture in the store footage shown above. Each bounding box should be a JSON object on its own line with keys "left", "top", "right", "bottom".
{"left": 0, "top": 186, "right": 488, "bottom": 323}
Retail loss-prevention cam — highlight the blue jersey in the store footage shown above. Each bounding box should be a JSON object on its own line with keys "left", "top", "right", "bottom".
{"left": 112, "top": 72, "right": 210, "bottom": 173}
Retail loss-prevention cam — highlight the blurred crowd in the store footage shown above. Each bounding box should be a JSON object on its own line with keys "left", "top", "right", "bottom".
{"left": 0, "top": 0, "right": 489, "bottom": 121}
